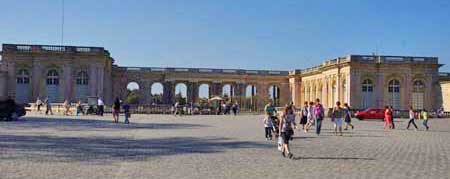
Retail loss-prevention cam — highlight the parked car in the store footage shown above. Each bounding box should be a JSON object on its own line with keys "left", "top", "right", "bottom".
{"left": 355, "top": 108, "right": 385, "bottom": 120}
{"left": 0, "top": 99, "right": 27, "bottom": 121}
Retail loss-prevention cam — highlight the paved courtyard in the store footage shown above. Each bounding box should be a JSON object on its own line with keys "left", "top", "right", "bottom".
{"left": 1, "top": 113, "right": 450, "bottom": 179}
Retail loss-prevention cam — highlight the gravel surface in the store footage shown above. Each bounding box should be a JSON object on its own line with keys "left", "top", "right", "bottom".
{"left": 1, "top": 114, "right": 450, "bottom": 179}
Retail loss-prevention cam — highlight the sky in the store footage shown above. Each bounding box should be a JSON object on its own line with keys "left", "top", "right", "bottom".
{"left": 1, "top": 0, "right": 450, "bottom": 74}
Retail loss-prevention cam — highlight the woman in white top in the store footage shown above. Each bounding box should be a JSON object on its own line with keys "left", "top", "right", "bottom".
{"left": 406, "top": 106, "right": 418, "bottom": 130}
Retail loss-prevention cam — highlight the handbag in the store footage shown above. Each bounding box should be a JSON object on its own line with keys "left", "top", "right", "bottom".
{"left": 277, "top": 136, "right": 283, "bottom": 151}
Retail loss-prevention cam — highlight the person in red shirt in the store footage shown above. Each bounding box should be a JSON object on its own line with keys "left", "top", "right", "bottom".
{"left": 383, "top": 106, "right": 391, "bottom": 130}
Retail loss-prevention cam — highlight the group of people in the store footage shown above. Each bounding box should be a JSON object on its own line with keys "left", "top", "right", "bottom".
{"left": 387, "top": 106, "right": 430, "bottom": 131}
{"left": 34, "top": 97, "right": 131, "bottom": 124}
{"left": 262, "top": 99, "right": 355, "bottom": 159}
{"left": 216, "top": 101, "right": 240, "bottom": 116}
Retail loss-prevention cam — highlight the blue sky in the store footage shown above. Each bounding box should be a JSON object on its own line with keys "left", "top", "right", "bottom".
{"left": 1, "top": 0, "right": 450, "bottom": 72}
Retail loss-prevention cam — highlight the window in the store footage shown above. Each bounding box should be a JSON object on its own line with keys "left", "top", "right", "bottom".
{"left": 388, "top": 79, "right": 401, "bottom": 109}
{"left": 46, "top": 69, "right": 59, "bottom": 85}
{"left": 16, "top": 69, "right": 30, "bottom": 84}
{"left": 361, "top": 79, "right": 373, "bottom": 109}
{"left": 76, "top": 71, "right": 89, "bottom": 85}
{"left": 412, "top": 80, "right": 425, "bottom": 110}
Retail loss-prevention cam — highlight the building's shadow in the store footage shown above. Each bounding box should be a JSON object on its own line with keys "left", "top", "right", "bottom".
{"left": 293, "top": 156, "right": 375, "bottom": 160}
{"left": 0, "top": 134, "right": 272, "bottom": 164}
{"left": 6, "top": 117, "right": 209, "bottom": 131}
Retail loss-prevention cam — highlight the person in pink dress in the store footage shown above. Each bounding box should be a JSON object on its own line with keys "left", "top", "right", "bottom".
{"left": 384, "top": 106, "right": 391, "bottom": 130}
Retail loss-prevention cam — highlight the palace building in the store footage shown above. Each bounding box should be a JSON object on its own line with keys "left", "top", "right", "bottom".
{"left": 0, "top": 43, "right": 449, "bottom": 111}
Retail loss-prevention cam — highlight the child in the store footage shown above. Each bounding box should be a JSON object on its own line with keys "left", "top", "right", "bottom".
{"left": 123, "top": 103, "right": 131, "bottom": 124}
{"left": 263, "top": 114, "right": 274, "bottom": 140}
{"left": 422, "top": 110, "right": 429, "bottom": 131}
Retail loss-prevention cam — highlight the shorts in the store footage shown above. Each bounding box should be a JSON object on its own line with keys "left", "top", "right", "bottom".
{"left": 334, "top": 118, "right": 343, "bottom": 127}
{"left": 281, "top": 132, "right": 291, "bottom": 145}
{"left": 113, "top": 109, "right": 120, "bottom": 115}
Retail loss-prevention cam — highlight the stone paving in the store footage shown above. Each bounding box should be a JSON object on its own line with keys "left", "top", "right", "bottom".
{"left": 1, "top": 113, "right": 450, "bottom": 179}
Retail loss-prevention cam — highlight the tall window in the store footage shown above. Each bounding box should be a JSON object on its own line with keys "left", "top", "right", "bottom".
{"left": 46, "top": 70, "right": 59, "bottom": 85}
{"left": 332, "top": 82, "right": 337, "bottom": 106}
{"left": 412, "top": 80, "right": 425, "bottom": 110}
{"left": 76, "top": 71, "right": 89, "bottom": 85}
{"left": 16, "top": 69, "right": 30, "bottom": 84}
{"left": 16, "top": 69, "right": 31, "bottom": 103}
{"left": 388, "top": 79, "right": 401, "bottom": 109}
{"left": 361, "top": 79, "right": 373, "bottom": 109}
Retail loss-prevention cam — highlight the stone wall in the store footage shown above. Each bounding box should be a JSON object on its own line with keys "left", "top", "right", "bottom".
{"left": 441, "top": 81, "right": 450, "bottom": 111}
{"left": 0, "top": 71, "right": 7, "bottom": 99}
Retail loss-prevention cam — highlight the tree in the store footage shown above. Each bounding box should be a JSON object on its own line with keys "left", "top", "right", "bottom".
{"left": 126, "top": 89, "right": 140, "bottom": 104}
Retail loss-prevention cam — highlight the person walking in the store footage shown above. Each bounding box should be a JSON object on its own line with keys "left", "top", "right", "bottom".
{"left": 332, "top": 101, "right": 344, "bottom": 136}
{"left": 36, "top": 97, "right": 43, "bottom": 113}
{"left": 97, "top": 98, "right": 105, "bottom": 116}
{"left": 278, "top": 105, "right": 296, "bottom": 159}
{"left": 422, "top": 110, "right": 430, "bottom": 131}
{"left": 112, "top": 98, "right": 121, "bottom": 123}
{"left": 123, "top": 102, "right": 131, "bottom": 124}
{"left": 232, "top": 102, "right": 238, "bottom": 116}
{"left": 389, "top": 106, "right": 395, "bottom": 129}
{"left": 384, "top": 106, "right": 392, "bottom": 130}
{"left": 63, "top": 100, "right": 72, "bottom": 116}
{"left": 343, "top": 103, "right": 354, "bottom": 130}
{"left": 299, "top": 102, "right": 308, "bottom": 130}
{"left": 314, "top": 99, "right": 325, "bottom": 135}
{"left": 76, "top": 100, "right": 84, "bottom": 116}
{"left": 284, "top": 104, "right": 296, "bottom": 140}
{"left": 263, "top": 114, "right": 273, "bottom": 140}
{"left": 406, "top": 106, "right": 418, "bottom": 130}
{"left": 305, "top": 102, "right": 315, "bottom": 133}
{"left": 174, "top": 101, "right": 180, "bottom": 116}
{"left": 45, "top": 97, "right": 53, "bottom": 115}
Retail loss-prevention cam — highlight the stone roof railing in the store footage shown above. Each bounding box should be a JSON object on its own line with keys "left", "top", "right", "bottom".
{"left": 2, "top": 44, "right": 109, "bottom": 56}
{"left": 123, "top": 66, "right": 289, "bottom": 76}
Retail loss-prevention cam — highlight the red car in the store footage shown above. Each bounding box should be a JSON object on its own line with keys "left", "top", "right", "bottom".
{"left": 355, "top": 108, "right": 385, "bottom": 120}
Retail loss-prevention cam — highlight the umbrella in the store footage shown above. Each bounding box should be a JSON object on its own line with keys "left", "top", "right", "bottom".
{"left": 209, "top": 96, "right": 223, "bottom": 101}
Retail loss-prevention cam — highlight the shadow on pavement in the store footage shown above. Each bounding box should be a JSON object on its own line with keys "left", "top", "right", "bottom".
{"left": 293, "top": 156, "right": 375, "bottom": 160}
{"left": 4, "top": 117, "right": 209, "bottom": 131}
{"left": 0, "top": 135, "right": 272, "bottom": 163}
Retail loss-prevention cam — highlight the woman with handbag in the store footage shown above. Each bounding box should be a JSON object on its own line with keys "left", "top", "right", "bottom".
{"left": 278, "top": 105, "right": 296, "bottom": 159}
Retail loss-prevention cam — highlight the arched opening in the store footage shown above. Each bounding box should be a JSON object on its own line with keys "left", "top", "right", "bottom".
{"left": 75, "top": 71, "right": 89, "bottom": 102}
{"left": 412, "top": 80, "right": 425, "bottom": 110}
{"left": 222, "top": 84, "right": 234, "bottom": 102}
{"left": 331, "top": 81, "right": 337, "bottom": 107}
{"left": 268, "top": 85, "right": 280, "bottom": 106}
{"left": 126, "top": 82, "right": 140, "bottom": 104}
{"left": 16, "top": 69, "right": 31, "bottom": 103}
{"left": 388, "top": 79, "right": 401, "bottom": 109}
{"left": 316, "top": 83, "right": 322, "bottom": 102}
{"left": 198, "top": 84, "right": 210, "bottom": 108}
{"left": 245, "top": 85, "right": 257, "bottom": 111}
{"left": 46, "top": 69, "right": 60, "bottom": 102}
{"left": 362, "top": 79, "right": 373, "bottom": 109}
{"left": 150, "top": 82, "right": 164, "bottom": 104}
{"left": 175, "top": 83, "right": 187, "bottom": 105}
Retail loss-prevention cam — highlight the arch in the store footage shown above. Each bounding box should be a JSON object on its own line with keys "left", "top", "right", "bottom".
{"left": 268, "top": 84, "right": 280, "bottom": 106}
{"left": 75, "top": 71, "right": 89, "bottom": 102}
{"left": 245, "top": 84, "right": 257, "bottom": 97}
{"left": 412, "top": 80, "right": 425, "bottom": 110}
{"left": 16, "top": 69, "right": 31, "bottom": 103}
{"left": 175, "top": 83, "right": 187, "bottom": 105}
{"left": 222, "top": 84, "right": 234, "bottom": 102}
{"left": 150, "top": 82, "right": 164, "bottom": 104}
{"left": 361, "top": 79, "right": 374, "bottom": 109}
{"left": 245, "top": 84, "right": 257, "bottom": 111}
{"left": 126, "top": 82, "right": 140, "bottom": 104}
{"left": 388, "top": 79, "right": 401, "bottom": 109}
{"left": 199, "top": 84, "right": 210, "bottom": 99}
{"left": 46, "top": 69, "right": 60, "bottom": 102}
{"left": 342, "top": 79, "right": 347, "bottom": 104}
{"left": 331, "top": 80, "right": 337, "bottom": 107}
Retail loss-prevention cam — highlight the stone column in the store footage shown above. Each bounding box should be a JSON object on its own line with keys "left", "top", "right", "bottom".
{"left": 32, "top": 60, "right": 41, "bottom": 100}
{"left": 349, "top": 72, "right": 360, "bottom": 108}
{"left": 256, "top": 82, "right": 268, "bottom": 110}
{"left": 7, "top": 61, "right": 16, "bottom": 97}
{"left": 234, "top": 81, "right": 245, "bottom": 106}
{"left": 187, "top": 81, "right": 199, "bottom": 103}
{"left": 163, "top": 81, "right": 174, "bottom": 104}
{"left": 322, "top": 79, "right": 328, "bottom": 109}
{"left": 375, "top": 73, "right": 385, "bottom": 108}
{"left": 279, "top": 82, "right": 291, "bottom": 106}
{"left": 63, "top": 64, "right": 73, "bottom": 101}
{"left": 97, "top": 65, "right": 104, "bottom": 99}
{"left": 404, "top": 74, "right": 412, "bottom": 110}
{"left": 89, "top": 65, "right": 98, "bottom": 96}
{"left": 211, "top": 81, "right": 222, "bottom": 96}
